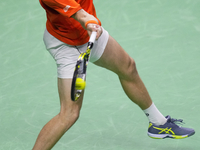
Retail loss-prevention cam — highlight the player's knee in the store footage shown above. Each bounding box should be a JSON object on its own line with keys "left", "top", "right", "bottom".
{"left": 70, "top": 109, "right": 80, "bottom": 122}
{"left": 68, "top": 109, "right": 80, "bottom": 121}
{"left": 129, "top": 58, "right": 137, "bottom": 73}
{"left": 119, "top": 57, "right": 138, "bottom": 80}
{"left": 127, "top": 58, "right": 138, "bottom": 78}
{"left": 59, "top": 107, "right": 80, "bottom": 126}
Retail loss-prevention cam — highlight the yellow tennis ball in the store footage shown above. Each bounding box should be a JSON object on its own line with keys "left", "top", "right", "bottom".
{"left": 75, "top": 78, "right": 86, "bottom": 90}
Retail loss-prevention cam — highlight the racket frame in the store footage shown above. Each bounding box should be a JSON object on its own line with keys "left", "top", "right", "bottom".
{"left": 71, "top": 32, "right": 97, "bottom": 101}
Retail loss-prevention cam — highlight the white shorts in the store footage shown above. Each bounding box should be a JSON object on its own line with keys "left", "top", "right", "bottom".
{"left": 43, "top": 27, "right": 109, "bottom": 78}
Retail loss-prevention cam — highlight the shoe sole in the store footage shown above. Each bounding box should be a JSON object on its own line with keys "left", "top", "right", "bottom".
{"left": 148, "top": 131, "right": 195, "bottom": 139}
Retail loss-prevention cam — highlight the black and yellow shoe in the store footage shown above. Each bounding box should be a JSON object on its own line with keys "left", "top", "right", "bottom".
{"left": 148, "top": 116, "right": 195, "bottom": 139}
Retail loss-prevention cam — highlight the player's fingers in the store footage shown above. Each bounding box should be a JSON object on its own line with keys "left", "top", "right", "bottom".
{"left": 87, "top": 24, "right": 102, "bottom": 40}
{"left": 95, "top": 25, "right": 102, "bottom": 40}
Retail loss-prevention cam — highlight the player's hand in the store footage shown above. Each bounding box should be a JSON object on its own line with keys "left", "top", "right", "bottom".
{"left": 86, "top": 23, "right": 102, "bottom": 40}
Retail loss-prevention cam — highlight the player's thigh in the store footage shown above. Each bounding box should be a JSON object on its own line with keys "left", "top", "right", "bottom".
{"left": 58, "top": 78, "right": 84, "bottom": 115}
{"left": 94, "top": 35, "right": 136, "bottom": 79}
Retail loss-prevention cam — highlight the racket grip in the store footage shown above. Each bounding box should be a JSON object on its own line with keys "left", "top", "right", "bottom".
{"left": 89, "top": 31, "right": 97, "bottom": 43}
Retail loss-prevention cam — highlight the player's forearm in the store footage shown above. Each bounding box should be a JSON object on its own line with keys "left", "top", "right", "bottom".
{"left": 72, "top": 9, "right": 99, "bottom": 29}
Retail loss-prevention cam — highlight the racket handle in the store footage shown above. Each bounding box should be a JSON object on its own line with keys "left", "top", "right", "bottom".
{"left": 89, "top": 31, "right": 97, "bottom": 43}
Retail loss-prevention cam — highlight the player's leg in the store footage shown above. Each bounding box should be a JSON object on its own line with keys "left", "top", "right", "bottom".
{"left": 94, "top": 35, "right": 153, "bottom": 109}
{"left": 88, "top": 28, "right": 166, "bottom": 124}
{"left": 94, "top": 35, "right": 195, "bottom": 139}
{"left": 94, "top": 35, "right": 167, "bottom": 125}
{"left": 32, "top": 78, "right": 84, "bottom": 150}
{"left": 32, "top": 29, "right": 86, "bottom": 150}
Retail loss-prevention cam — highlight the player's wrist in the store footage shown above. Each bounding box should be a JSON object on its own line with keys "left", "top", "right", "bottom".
{"left": 85, "top": 20, "right": 98, "bottom": 29}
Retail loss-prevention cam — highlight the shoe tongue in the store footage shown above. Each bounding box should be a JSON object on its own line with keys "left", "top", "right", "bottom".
{"left": 165, "top": 116, "right": 184, "bottom": 124}
{"left": 165, "top": 115, "right": 171, "bottom": 122}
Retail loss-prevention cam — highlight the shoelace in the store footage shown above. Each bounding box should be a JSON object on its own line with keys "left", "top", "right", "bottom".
{"left": 169, "top": 117, "right": 185, "bottom": 125}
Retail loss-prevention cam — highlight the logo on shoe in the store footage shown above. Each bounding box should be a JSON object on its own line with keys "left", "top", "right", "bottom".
{"left": 153, "top": 127, "right": 175, "bottom": 135}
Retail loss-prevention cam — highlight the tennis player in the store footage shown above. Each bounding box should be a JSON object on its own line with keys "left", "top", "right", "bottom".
{"left": 33, "top": 0, "right": 195, "bottom": 149}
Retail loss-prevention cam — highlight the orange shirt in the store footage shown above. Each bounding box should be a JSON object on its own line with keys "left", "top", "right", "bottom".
{"left": 39, "top": 0, "right": 101, "bottom": 46}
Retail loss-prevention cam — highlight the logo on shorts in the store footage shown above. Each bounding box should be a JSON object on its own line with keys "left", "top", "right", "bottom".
{"left": 63, "top": 5, "right": 70, "bottom": 12}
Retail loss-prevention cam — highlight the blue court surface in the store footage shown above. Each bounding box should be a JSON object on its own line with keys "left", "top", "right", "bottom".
{"left": 0, "top": 0, "right": 200, "bottom": 149}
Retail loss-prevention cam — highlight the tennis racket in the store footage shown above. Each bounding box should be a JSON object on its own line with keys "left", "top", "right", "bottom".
{"left": 71, "top": 31, "right": 97, "bottom": 101}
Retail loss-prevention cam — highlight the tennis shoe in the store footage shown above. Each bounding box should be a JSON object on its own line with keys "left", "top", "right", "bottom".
{"left": 148, "top": 115, "right": 195, "bottom": 139}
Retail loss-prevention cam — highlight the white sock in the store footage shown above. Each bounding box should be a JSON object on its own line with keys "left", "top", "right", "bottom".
{"left": 143, "top": 103, "right": 167, "bottom": 125}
